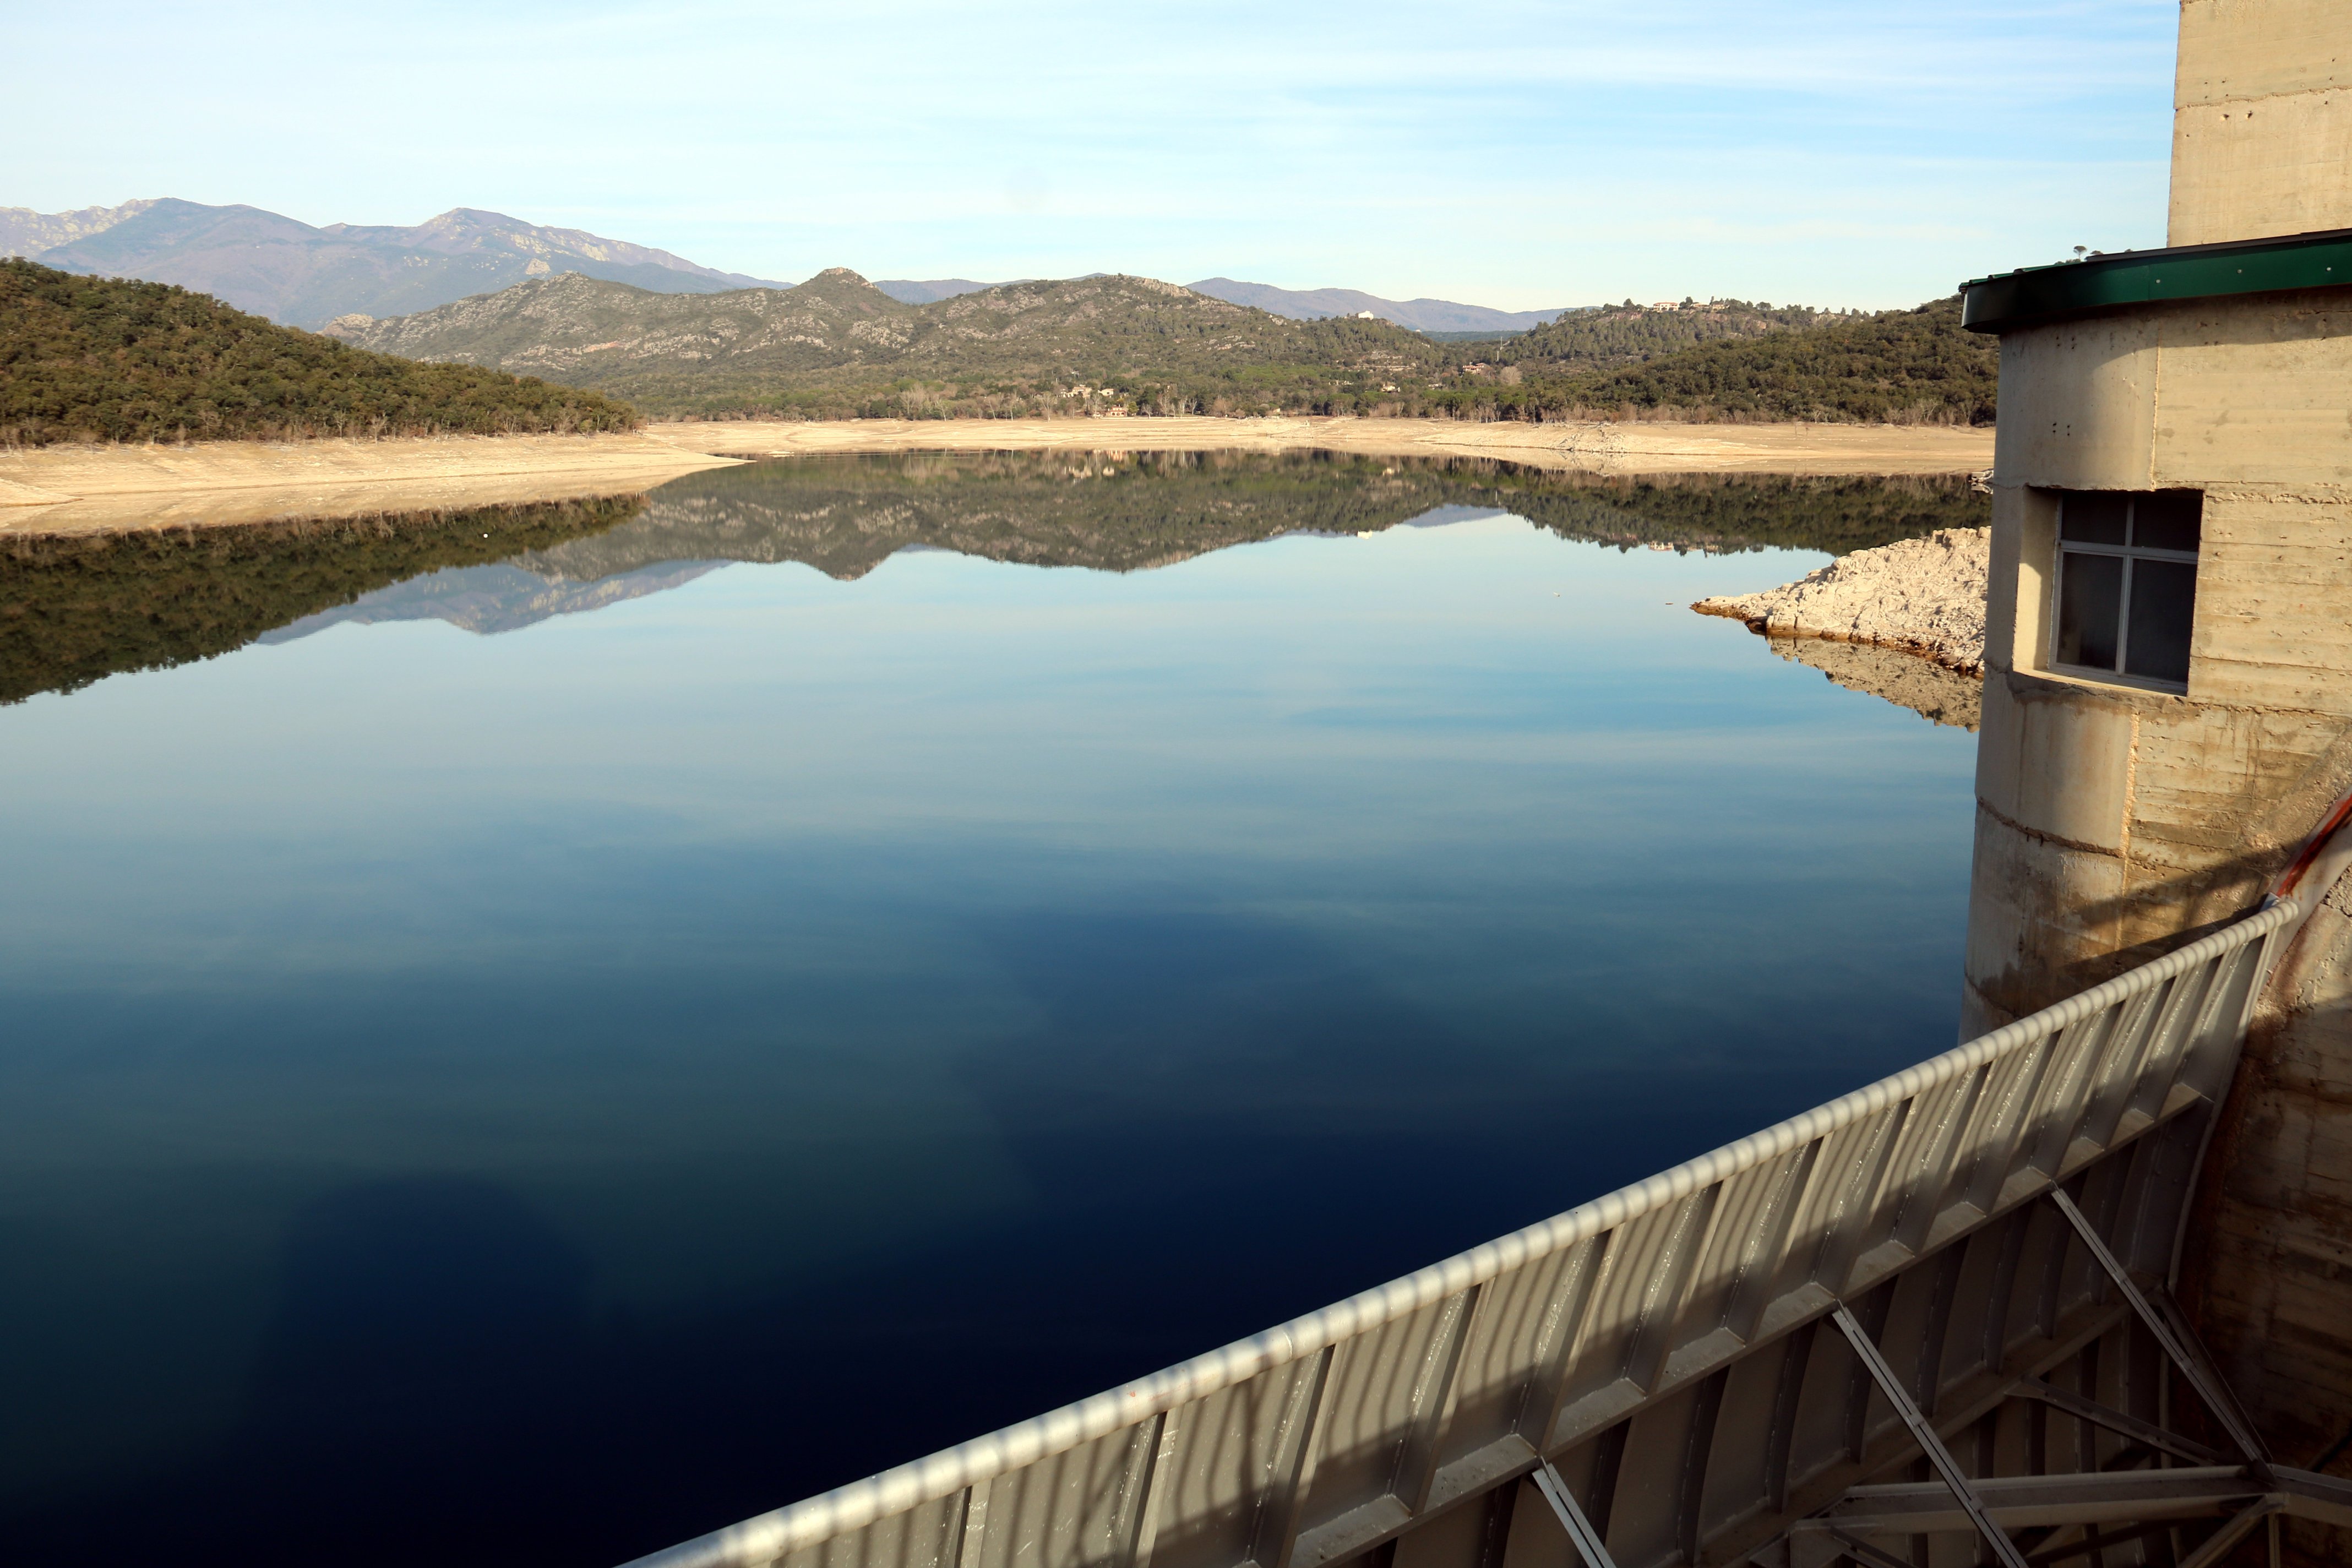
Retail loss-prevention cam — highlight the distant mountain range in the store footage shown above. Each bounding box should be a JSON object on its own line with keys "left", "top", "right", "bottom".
{"left": 1, "top": 198, "right": 1571, "bottom": 340}
{"left": 1184, "top": 279, "right": 1574, "bottom": 333}
{"left": 873, "top": 275, "right": 1575, "bottom": 334}
{"left": 8, "top": 197, "right": 1989, "bottom": 428}
{"left": 0, "top": 199, "right": 791, "bottom": 329}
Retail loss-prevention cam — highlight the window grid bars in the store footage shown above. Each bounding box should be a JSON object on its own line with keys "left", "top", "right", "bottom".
{"left": 2051, "top": 494, "right": 2199, "bottom": 690}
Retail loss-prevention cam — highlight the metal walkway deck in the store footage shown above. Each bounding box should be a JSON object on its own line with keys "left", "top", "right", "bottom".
{"left": 625, "top": 896, "right": 2349, "bottom": 1568}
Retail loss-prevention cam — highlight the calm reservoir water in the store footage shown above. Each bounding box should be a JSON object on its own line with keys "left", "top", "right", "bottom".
{"left": 0, "top": 454, "right": 1985, "bottom": 1566}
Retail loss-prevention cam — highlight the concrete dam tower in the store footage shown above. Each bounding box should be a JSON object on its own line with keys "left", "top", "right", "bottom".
{"left": 1961, "top": 0, "right": 2352, "bottom": 1544}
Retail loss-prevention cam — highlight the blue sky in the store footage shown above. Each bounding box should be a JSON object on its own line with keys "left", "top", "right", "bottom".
{"left": 13, "top": 1, "right": 2178, "bottom": 310}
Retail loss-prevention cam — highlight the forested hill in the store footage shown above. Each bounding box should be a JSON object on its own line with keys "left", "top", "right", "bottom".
{"left": 1450, "top": 298, "right": 1996, "bottom": 426}
{"left": 1488, "top": 300, "right": 1842, "bottom": 372}
{"left": 1, "top": 260, "right": 637, "bottom": 447}
{"left": 330, "top": 268, "right": 1456, "bottom": 418}
{"left": 328, "top": 265, "right": 1995, "bottom": 427}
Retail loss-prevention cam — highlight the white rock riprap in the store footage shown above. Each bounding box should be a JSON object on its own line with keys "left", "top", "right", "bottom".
{"left": 1692, "top": 526, "right": 1989, "bottom": 674}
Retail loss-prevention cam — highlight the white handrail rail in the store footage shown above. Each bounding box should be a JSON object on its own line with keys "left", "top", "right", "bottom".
{"left": 624, "top": 896, "right": 2297, "bottom": 1568}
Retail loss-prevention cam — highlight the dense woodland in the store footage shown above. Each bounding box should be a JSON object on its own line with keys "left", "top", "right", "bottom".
{"left": 1485, "top": 300, "right": 1842, "bottom": 372}
{"left": 0, "top": 260, "right": 638, "bottom": 447}
{"left": 1444, "top": 298, "right": 1998, "bottom": 426}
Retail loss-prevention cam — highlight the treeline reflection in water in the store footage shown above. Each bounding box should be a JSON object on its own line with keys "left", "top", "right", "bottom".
{"left": 1, "top": 450, "right": 1987, "bottom": 706}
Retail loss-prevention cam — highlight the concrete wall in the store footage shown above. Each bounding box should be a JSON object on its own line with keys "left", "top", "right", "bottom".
{"left": 1970, "top": 284, "right": 2352, "bottom": 1557}
{"left": 1967, "top": 290, "right": 2352, "bottom": 1032}
{"left": 2170, "top": 0, "right": 2352, "bottom": 246}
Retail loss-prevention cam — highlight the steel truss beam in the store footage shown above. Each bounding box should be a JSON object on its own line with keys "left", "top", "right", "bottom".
{"left": 1794, "top": 1466, "right": 2352, "bottom": 1538}
{"left": 1775, "top": 1180, "right": 2347, "bottom": 1568}
{"left": 2045, "top": 1188, "right": 2269, "bottom": 1467}
{"left": 2010, "top": 1376, "right": 2230, "bottom": 1467}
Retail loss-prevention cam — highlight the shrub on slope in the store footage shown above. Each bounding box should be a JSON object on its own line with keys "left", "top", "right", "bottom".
{"left": 0, "top": 259, "right": 636, "bottom": 447}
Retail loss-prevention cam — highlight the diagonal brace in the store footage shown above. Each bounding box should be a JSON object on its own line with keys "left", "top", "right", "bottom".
{"left": 2046, "top": 1189, "right": 2269, "bottom": 1467}
{"left": 2023, "top": 1520, "right": 2179, "bottom": 1567}
{"left": 2013, "top": 1376, "right": 2231, "bottom": 1467}
{"left": 1823, "top": 1524, "right": 1920, "bottom": 1568}
{"left": 2175, "top": 1498, "right": 2285, "bottom": 1568}
{"left": 1530, "top": 1459, "right": 1619, "bottom": 1568}
{"left": 1828, "top": 1304, "right": 2032, "bottom": 1568}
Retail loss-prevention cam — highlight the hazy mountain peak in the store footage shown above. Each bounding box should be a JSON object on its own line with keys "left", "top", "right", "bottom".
{"left": 12, "top": 198, "right": 793, "bottom": 328}
{"left": 1186, "top": 276, "right": 1574, "bottom": 335}
{"left": 0, "top": 198, "right": 161, "bottom": 258}
{"left": 874, "top": 277, "right": 997, "bottom": 304}
{"left": 392, "top": 208, "right": 752, "bottom": 280}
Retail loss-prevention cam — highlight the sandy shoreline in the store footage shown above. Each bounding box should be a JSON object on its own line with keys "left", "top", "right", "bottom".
{"left": 0, "top": 431, "right": 737, "bottom": 535}
{"left": 681, "top": 416, "right": 1993, "bottom": 472}
{"left": 0, "top": 417, "right": 1994, "bottom": 535}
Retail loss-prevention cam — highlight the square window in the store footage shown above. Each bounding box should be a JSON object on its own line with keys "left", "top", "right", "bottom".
{"left": 2049, "top": 490, "right": 2201, "bottom": 690}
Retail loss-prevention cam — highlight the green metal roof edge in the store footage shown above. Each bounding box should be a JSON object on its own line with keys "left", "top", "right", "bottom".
{"left": 1959, "top": 227, "right": 2352, "bottom": 334}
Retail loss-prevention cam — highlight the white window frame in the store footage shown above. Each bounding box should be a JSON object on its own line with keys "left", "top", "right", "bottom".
{"left": 2049, "top": 493, "right": 2200, "bottom": 693}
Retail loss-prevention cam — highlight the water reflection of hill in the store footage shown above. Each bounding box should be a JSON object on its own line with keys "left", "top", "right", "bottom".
{"left": 260, "top": 560, "right": 726, "bottom": 642}
{"left": 522, "top": 451, "right": 1989, "bottom": 585}
{"left": 0, "top": 451, "right": 1986, "bottom": 704}
{"left": 0, "top": 497, "right": 646, "bottom": 704}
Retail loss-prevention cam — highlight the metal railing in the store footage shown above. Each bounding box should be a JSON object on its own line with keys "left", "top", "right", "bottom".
{"left": 624, "top": 896, "right": 2299, "bottom": 1568}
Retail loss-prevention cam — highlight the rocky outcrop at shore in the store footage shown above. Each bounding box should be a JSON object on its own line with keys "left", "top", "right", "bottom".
{"left": 1693, "top": 526, "right": 1988, "bottom": 674}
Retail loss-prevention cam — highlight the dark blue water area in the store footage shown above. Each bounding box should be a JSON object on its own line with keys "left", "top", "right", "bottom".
{"left": 0, "top": 502, "right": 1976, "bottom": 1565}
